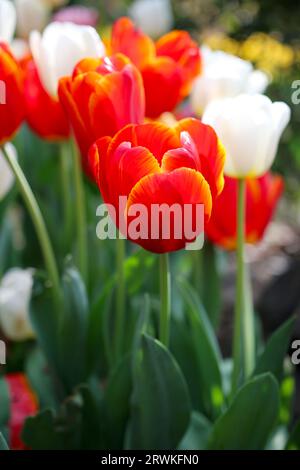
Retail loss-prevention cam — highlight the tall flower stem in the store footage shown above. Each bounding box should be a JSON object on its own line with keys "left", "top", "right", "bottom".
{"left": 159, "top": 253, "right": 171, "bottom": 347}
{"left": 114, "top": 236, "right": 126, "bottom": 363}
{"left": 59, "top": 141, "right": 72, "bottom": 251}
{"left": 232, "top": 178, "right": 255, "bottom": 393}
{"left": 72, "top": 140, "right": 88, "bottom": 286}
{"left": 2, "top": 144, "right": 61, "bottom": 306}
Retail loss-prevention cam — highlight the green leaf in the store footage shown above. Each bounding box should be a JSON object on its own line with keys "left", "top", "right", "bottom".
{"left": 0, "top": 432, "right": 9, "bottom": 450}
{"left": 102, "top": 355, "right": 132, "bottom": 449}
{"left": 25, "top": 347, "right": 59, "bottom": 409}
{"left": 22, "top": 410, "right": 64, "bottom": 450}
{"left": 207, "top": 373, "right": 280, "bottom": 450}
{"left": 127, "top": 334, "right": 191, "bottom": 450}
{"left": 87, "top": 278, "right": 115, "bottom": 375}
{"left": 179, "top": 412, "right": 212, "bottom": 450}
{"left": 254, "top": 317, "right": 295, "bottom": 381}
{"left": 286, "top": 420, "right": 300, "bottom": 450}
{"left": 0, "top": 377, "right": 9, "bottom": 427}
{"left": 59, "top": 265, "right": 89, "bottom": 390}
{"left": 177, "top": 278, "right": 224, "bottom": 418}
{"left": 30, "top": 274, "right": 61, "bottom": 374}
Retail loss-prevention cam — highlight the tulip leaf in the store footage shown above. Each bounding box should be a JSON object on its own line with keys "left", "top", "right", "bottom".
{"left": 102, "top": 354, "right": 132, "bottom": 449}
{"left": 29, "top": 274, "right": 61, "bottom": 374}
{"left": 254, "top": 317, "right": 295, "bottom": 381}
{"left": 0, "top": 432, "right": 9, "bottom": 450}
{"left": 59, "top": 265, "right": 89, "bottom": 390}
{"left": 127, "top": 334, "right": 191, "bottom": 450}
{"left": 177, "top": 278, "right": 224, "bottom": 419}
{"left": 207, "top": 373, "right": 280, "bottom": 450}
{"left": 22, "top": 410, "right": 64, "bottom": 450}
{"left": 0, "top": 377, "right": 9, "bottom": 428}
{"left": 285, "top": 419, "right": 300, "bottom": 450}
{"left": 179, "top": 411, "right": 212, "bottom": 450}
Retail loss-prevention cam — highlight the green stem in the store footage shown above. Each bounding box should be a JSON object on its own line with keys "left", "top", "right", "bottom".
{"left": 232, "top": 178, "right": 255, "bottom": 393}
{"left": 159, "top": 253, "right": 171, "bottom": 347}
{"left": 114, "top": 236, "right": 126, "bottom": 363}
{"left": 1, "top": 144, "right": 61, "bottom": 305}
{"left": 59, "top": 142, "right": 72, "bottom": 251}
{"left": 72, "top": 140, "right": 88, "bottom": 286}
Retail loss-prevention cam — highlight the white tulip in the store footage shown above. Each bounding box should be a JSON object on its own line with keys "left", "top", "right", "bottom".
{"left": 0, "top": 0, "right": 16, "bottom": 43}
{"left": 129, "top": 0, "right": 173, "bottom": 38}
{"left": 0, "top": 268, "right": 35, "bottom": 341}
{"left": 10, "top": 37, "right": 29, "bottom": 59}
{"left": 30, "top": 21, "right": 105, "bottom": 97}
{"left": 191, "top": 47, "right": 269, "bottom": 115}
{"left": 14, "top": 0, "right": 50, "bottom": 39}
{"left": 0, "top": 144, "right": 16, "bottom": 201}
{"left": 202, "top": 94, "right": 291, "bottom": 178}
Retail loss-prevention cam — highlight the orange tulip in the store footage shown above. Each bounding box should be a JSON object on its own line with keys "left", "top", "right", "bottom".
{"left": 0, "top": 43, "right": 25, "bottom": 145}
{"left": 23, "top": 59, "right": 70, "bottom": 141}
{"left": 110, "top": 17, "right": 201, "bottom": 118}
{"left": 206, "top": 172, "right": 284, "bottom": 250}
{"left": 58, "top": 53, "right": 145, "bottom": 176}
{"left": 89, "top": 118, "right": 225, "bottom": 253}
{"left": 5, "top": 373, "right": 38, "bottom": 450}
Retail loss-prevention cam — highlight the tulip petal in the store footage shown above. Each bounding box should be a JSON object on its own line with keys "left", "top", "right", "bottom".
{"left": 111, "top": 17, "right": 155, "bottom": 68}
{"left": 126, "top": 167, "right": 212, "bottom": 253}
{"left": 175, "top": 118, "right": 226, "bottom": 197}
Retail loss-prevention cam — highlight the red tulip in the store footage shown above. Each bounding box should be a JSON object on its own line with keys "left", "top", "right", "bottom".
{"left": 23, "top": 59, "right": 70, "bottom": 141}
{"left": 0, "top": 43, "right": 25, "bottom": 145}
{"left": 58, "top": 53, "right": 145, "bottom": 176}
{"left": 110, "top": 17, "right": 201, "bottom": 118}
{"left": 206, "top": 173, "right": 284, "bottom": 250}
{"left": 5, "top": 373, "right": 38, "bottom": 450}
{"left": 89, "top": 118, "right": 225, "bottom": 253}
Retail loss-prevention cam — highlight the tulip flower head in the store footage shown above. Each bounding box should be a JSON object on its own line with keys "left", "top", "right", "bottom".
{"left": 0, "top": 268, "right": 35, "bottom": 341}
{"left": 23, "top": 58, "right": 70, "bottom": 140}
{"left": 58, "top": 53, "right": 145, "bottom": 175}
{"left": 0, "top": 0, "right": 16, "bottom": 43}
{"left": 110, "top": 17, "right": 201, "bottom": 118}
{"left": 30, "top": 21, "right": 106, "bottom": 97}
{"left": 0, "top": 42, "right": 25, "bottom": 144}
{"left": 5, "top": 373, "right": 38, "bottom": 449}
{"left": 89, "top": 118, "right": 225, "bottom": 253}
{"left": 129, "top": 0, "right": 173, "bottom": 38}
{"left": 203, "top": 94, "right": 291, "bottom": 178}
{"left": 206, "top": 172, "right": 284, "bottom": 250}
{"left": 191, "top": 46, "right": 269, "bottom": 115}
{"left": 0, "top": 143, "right": 16, "bottom": 200}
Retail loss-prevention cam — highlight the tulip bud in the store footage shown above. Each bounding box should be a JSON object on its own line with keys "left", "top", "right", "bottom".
{"left": 30, "top": 21, "right": 106, "bottom": 97}
{"left": 0, "top": 144, "right": 15, "bottom": 200}
{"left": 0, "top": 0, "right": 16, "bottom": 43}
{"left": 191, "top": 47, "right": 269, "bottom": 115}
{"left": 15, "top": 0, "right": 50, "bottom": 39}
{"left": 202, "top": 94, "right": 291, "bottom": 178}
{"left": 129, "top": 0, "right": 173, "bottom": 38}
{"left": 0, "top": 268, "right": 35, "bottom": 341}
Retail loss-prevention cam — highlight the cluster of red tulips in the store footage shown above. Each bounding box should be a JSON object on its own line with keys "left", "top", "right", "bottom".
{"left": 0, "top": 9, "right": 296, "bottom": 452}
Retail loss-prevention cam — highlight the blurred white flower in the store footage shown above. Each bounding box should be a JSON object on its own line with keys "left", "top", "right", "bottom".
{"left": 0, "top": 144, "right": 16, "bottom": 201}
{"left": 203, "top": 94, "right": 291, "bottom": 178}
{"left": 0, "top": 0, "right": 16, "bottom": 43}
{"left": 30, "top": 21, "right": 105, "bottom": 97}
{"left": 10, "top": 37, "right": 29, "bottom": 59}
{"left": 14, "top": 0, "right": 49, "bottom": 39}
{"left": 129, "top": 0, "right": 173, "bottom": 38}
{"left": 191, "top": 47, "right": 269, "bottom": 115}
{"left": 0, "top": 268, "right": 35, "bottom": 341}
